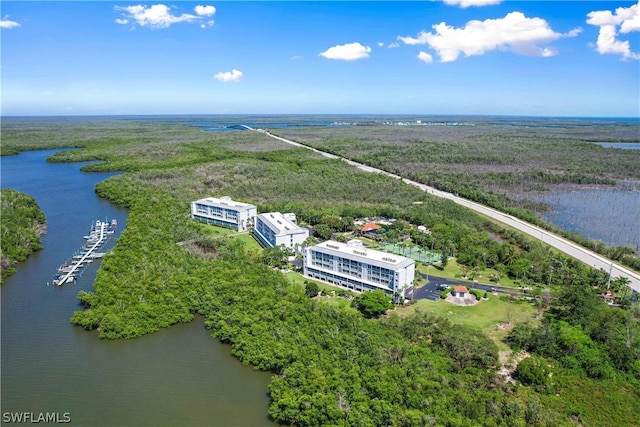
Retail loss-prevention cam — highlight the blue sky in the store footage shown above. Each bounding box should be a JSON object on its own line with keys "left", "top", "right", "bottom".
{"left": 1, "top": 1, "right": 639, "bottom": 117}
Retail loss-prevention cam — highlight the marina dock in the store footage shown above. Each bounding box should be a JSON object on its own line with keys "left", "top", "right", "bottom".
{"left": 53, "top": 219, "right": 116, "bottom": 286}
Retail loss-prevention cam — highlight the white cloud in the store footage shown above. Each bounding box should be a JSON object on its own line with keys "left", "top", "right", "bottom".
{"left": 214, "top": 69, "right": 243, "bottom": 82}
{"left": 388, "top": 42, "right": 400, "bottom": 48}
{"left": 1, "top": 16, "right": 20, "bottom": 29}
{"left": 443, "top": 0, "right": 502, "bottom": 8}
{"left": 418, "top": 51, "right": 433, "bottom": 63}
{"left": 319, "top": 42, "right": 371, "bottom": 60}
{"left": 566, "top": 27, "right": 583, "bottom": 38}
{"left": 587, "top": 1, "right": 640, "bottom": 60}
{"left": 114, "top": 4, "right": 199, "bottom": 28}
{"left": 194, "top": 5, "right": 216, "bottom": 17}
{"left": 398, "top": 12, "right": 580, "bottom": 62}
{"left": 377, "top": 42, "right": 384, "bottom": 47}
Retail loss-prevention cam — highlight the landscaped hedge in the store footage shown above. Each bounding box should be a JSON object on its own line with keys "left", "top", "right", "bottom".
{"left": 440, "top": 287, "right": 452, "bottom": 299}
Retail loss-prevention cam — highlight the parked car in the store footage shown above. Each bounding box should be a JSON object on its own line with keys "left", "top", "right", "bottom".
{"left": 437, "top": 284, "right": 449, "bottom": 291}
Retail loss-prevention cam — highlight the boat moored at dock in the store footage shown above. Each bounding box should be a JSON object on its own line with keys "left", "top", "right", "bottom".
{"left": 52, "top": 219, "right": 116, "bottom": 286}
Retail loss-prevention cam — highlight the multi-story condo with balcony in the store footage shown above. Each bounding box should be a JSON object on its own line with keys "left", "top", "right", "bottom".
{"left": 303, "top": 239, "right": 415, "bottom": 297}
{"left": 253, "top": 212, "right": 309, "bottom": 250}
{"left": 190, "top": 196, "right": 257, "bottom": 232}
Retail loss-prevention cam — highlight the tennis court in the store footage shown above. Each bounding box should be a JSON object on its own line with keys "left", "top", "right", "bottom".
{"left": 381, "top": 243, "right": 441, "bottom": 264}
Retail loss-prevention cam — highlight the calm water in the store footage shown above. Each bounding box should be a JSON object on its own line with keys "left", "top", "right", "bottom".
{"left": 598, "top": 142, "right": 640, "bottom": 150}
{"left": 533, "top": 186, "right": 640, "bottom": 252}
{"left": 1, "top": 150, "right": 273, "bottom": 426}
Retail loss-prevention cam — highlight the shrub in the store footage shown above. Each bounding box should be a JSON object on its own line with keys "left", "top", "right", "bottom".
{"left": 304, "top": 282, "right": 319, "bottom": 298}
{"left": 514, "top": 356, "right": 552, "bottom": 393}
{"left": 469, "top": 289, "right": 483, "bottom": 299}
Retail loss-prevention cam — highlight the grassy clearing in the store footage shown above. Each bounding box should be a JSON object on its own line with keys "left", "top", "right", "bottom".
{"left": 396, "top": 296, "right": 536, "bottom": 330}
{"left": 318, "top": 295, "right": 355, "bottom": 310}
{"left": 199, "top": 224, "right": 263, "bottom": 253}
{"left": 205, "top": 225, "right": 236, "bottom": 235}
{"left": 394, "top": 296, "right": 538, "bottom": 352}
{"left": 284, "top": 271, "right": 357, "bottom": 311}
{"left": 233, "top": 232, "right": 263, "bottom": 253}
{"left": 284, "top": 270, "right": 355, "bottom": 295}
{"left": 283, "top": 270, "right": 310, "bottom": 288}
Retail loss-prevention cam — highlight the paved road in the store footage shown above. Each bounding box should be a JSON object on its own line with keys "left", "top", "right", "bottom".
{"left": 409, "top": 276, "right": 459, "bottom": 301}
{"left": 254, "top": 127, "right": 640, "bottom": 293}
{"left": 409, "top": 274, "right": 523, "bottom": 301}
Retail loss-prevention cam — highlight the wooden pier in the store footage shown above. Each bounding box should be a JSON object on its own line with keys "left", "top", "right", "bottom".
{"left": 53, "top": 219, "right": 116, "bottom": 286}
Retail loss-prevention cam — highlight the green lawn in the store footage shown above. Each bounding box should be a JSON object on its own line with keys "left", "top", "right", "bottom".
{"left": 284, "top": 271, "right": 358, "bottom": 311}
{"left": 233, "top": 231, "right": 263, "bottom": 253}
{"left": 398, "top": 296, "right": 535, "bottom": 329}
{"left": 416, "top": 258, "right": 520, "bottom": 288}
{"left": 395, "top": 295, "right": 538, "bottom": 352}
{"left": 202, "top": 224, "right": 263, "bottom": 253}
{"left": 283, "top": 270, "right": 307, "bottom": 288}
{"left": 202, "top": 223, "right": 237, "bottom": 236}
{"left": 284, "top": 271, "right": 356, "bottom": 295}
{"left": 318, "top": 296, "right": 355, "bottom": 310}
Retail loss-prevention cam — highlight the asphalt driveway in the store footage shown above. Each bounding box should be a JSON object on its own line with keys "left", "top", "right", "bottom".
{"left": 407, "top": 274, "right": 520, "bottom": 301}
{"left": 408, "top": 276, "right": 460, "bottom": 301}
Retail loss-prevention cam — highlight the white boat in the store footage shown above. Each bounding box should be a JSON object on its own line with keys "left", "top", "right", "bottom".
{"left": 52, "top": 218, "right": 117, "bottom": 286}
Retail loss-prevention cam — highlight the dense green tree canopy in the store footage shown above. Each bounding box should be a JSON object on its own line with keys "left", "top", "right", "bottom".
{"left": 1, "top": 188, "right": 46, "bottom": 283}
{"left": 351, "top": 290, "right": 393, "bottom": 318}
{"left": 2, "top": 118, "right": 638, "bottom": 426}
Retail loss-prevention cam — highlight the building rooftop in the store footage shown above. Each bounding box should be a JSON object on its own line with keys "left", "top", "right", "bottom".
{"left": 601, "top": 291, "right": 615, "bottom": 299}
{"left": 359, "top": 222, "right": 382, "bottom": 232}
{"left": 454, "top": 286, "right": 469, "bottom": 293}
{"left": 314, "top": 239, "right": 413, "bottom": 267}
{"left": 194, "top": 196, "right": 256, "bottom": 210}
{"left": 258, "top": 212, "right": 304, "bottom": 233}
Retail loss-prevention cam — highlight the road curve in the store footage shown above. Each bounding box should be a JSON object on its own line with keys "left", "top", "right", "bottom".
{"left": 252, "top": 127, "right": 640, "bottom": 293}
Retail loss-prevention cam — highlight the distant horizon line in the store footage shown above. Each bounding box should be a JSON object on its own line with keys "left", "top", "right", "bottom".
{"left": 2, "top": 113, "right": 639, "bottom": 120}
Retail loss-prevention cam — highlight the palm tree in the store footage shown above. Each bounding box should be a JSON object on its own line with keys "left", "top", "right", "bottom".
{"left": 398, "top": 241, "right": 407, "bottom": 256}
{"left": 611, "top": 277, "right": 631, "bottom": 298}
{"left": 501, "top": 245, "right": 518, "bottom": 266}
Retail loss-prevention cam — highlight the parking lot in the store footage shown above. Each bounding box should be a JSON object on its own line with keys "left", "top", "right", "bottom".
{"left": 408, "top": 275, "right": 518, "bottom": 301}
{"left": 408, "top": 276, "right": 461, "bottom": 301}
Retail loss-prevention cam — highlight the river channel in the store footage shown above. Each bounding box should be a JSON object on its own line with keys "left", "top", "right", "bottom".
{"left": 1, "top": 149, "right": 274, "bottom": 426}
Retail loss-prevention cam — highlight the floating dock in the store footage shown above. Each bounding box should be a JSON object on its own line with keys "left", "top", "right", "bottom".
{"left": 53, "top": 219, "right": 116, "bottom": 286}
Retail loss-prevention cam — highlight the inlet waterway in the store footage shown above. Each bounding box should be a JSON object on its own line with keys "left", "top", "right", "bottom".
{"left": 1, "top": 149, "right": 274, "bottom": 426}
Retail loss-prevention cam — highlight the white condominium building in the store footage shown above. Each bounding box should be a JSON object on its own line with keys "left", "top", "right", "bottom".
{"left": 254, "top": 212, "right": 309, "bottom": 250}
{"left": 303, "top": 239, "right": 415, "bottom": 297}
{"left": 190, "top": 196, "right": 257, "bottom": 232}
